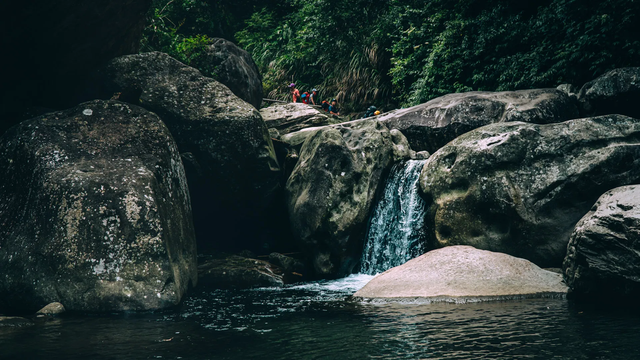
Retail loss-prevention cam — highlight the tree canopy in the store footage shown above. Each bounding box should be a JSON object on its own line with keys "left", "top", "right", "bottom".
{"left": 142, "top": 0, "right": 640, "bottom": 112}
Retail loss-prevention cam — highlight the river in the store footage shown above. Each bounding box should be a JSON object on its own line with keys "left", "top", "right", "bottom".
{"left": 2, "top": 274, "right": 640, "bottom": 359}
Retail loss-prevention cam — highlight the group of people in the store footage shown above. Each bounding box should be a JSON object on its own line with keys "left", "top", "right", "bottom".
{"left": 289, "top": 83, "right": 340, "bottom": 115}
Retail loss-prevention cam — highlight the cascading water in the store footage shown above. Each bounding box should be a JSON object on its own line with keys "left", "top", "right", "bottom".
{"left": 360, "top": 159, "right": 428, "bottom": 275}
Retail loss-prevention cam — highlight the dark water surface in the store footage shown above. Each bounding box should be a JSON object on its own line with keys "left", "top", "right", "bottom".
{"left": 2, "top": 274, "right": 639, "bottom": 360}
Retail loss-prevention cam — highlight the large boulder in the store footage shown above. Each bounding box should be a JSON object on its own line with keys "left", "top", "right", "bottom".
{"left": 379, "top": 89, "right": 579, "bottom": 153}
{"left": 1, "top": 0, "right": 151, "bottom": 130}
{"left": 420, "top": 115, "right": 640, "bottom": 268}
{"left": 195, "top": 38, "right": 263, "bottom": 109}
{"left": 578, "top": 67, "right": 640, "bottom": 119}
{"left": 563, "top": 186, "right": 640, "bottom": 301}
{"left": 261, "top": 103, "right": 339, "bottom": 135}
{"left": 91, "top": 52, "right": 280, "bottom": 252}
{"left": 286, "top": 119, "right": 412, "bottom": 277}
{"left": 353, "top": 246, "right": 567, "bottom": 302}
{"left": 0, "top": 100, "right": 197, "bottom": 313}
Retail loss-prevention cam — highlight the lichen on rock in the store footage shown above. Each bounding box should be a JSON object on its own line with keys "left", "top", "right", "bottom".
{"left": 0, "top": 100, "right": 197, "bottom": 313}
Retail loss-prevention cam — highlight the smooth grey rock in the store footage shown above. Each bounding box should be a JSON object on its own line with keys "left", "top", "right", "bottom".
{"left": 563, "top": 186, "right": 640, "bottom": 301}
{"left": 354, "top": 246, "right": 567, "bottom": 302}
{"left": 268, "top": 128, "right": 281, "bottom": 140}
{"left": 280, "top": 126, "right": 326, "bottom": 148}
{"left": 414, "top": 151, "right": 430, "bottom": 160}
{"left": 261, "top": 103, "right": 339, "bottom": 135}
{"left": 0, "top": 100, "right": 197, "bottom": 312}
{"left": 95, "top": 52, "right": 280, "bottom": 252}
{"left": 286, "top": 119, "right": 411, "bottom": 277}
{"left": 198, "top": 256, "right": 284, "bottom": 288}
{"left": 36, "top": 302, "right": 66, "bottom": 315}
{"left": 557, "top": 84, "right": 578, "bottom": 98}
{"left": 379, "top": 89, "right": 579, "bottom": 153}
{"left": 420, "top": 115, "right": 640, "bottom": 267}
{"left": 578, "top": 67, "right": 640, "bottom": 118}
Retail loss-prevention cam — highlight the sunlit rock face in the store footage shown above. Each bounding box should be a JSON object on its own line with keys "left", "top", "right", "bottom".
{"left": 354, "top": 246, "right": 567, "bottom": 301}
{"left": 0, "top": 100, "right": 197, "bottom": 313}
{"left": 379, "top": 89, "right": 579, "bottom": 153}
{"left": 578, "top": 67, "right": 640, "bottom": 119}
{"left": 286, "top": 119, "right": 412, "bottom": 278}
{"left": 564, "top": 185, "right": 640, "bottom": 301}
{"left": 0, "top": 0, "right": 151, "bottom": 132}
{"left": 420, "top": 115, "right": 640, "bottom": 267}
{"left": 262, "top": 103, "right": 341, "bottom": 136}
{"left": 90, "top": 52, "right": 281, "bottom": 252}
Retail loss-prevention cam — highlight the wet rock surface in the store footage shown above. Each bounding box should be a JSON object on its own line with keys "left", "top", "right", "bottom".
{"left": 379, "top": 89, "right": 579, "bottom": 153}
{"left": 0, "top": 317, "right": 34, "bottom": 327}
{"left": 261, "top": 103, "right": 340, "bottom": 135}
{"left": 286, "top": 119, "right": 412, "bottom": 277}
{"left": 91, "top": 52, "right": 280, "bottom": 252}
{"left": 420, "top": 115, "right": 640, "bottom": 267}
{"left": 0, "top": 100, "right": 197, "bottom": 312}
{"left": 354, "top": 246, "right": 567, "bottom": 301}
{"left": 563, "top": 186, "right": 640, "bottom": 301}
{"left": 198, "top": 256, "right": 284, "bottom": 288}
{"left": 578, "top": 67, "right": 640, "bottom": 119}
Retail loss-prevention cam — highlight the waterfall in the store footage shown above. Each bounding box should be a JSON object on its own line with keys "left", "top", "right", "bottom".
{"left": 360, "top": 160, "right": 428, "bottom": 275}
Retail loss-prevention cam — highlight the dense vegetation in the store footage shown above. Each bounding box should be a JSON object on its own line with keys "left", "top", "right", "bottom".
{"left": 142, "top": 0, "right": 640, "bottom": 112}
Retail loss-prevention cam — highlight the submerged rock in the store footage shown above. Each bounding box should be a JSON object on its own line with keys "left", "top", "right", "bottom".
{"left": 564, "top": 186, "right": 640, "bottom": 301}
{"left": 93, "top": 52, "right": 280, "bottom": 252}
{"left": 354, "top": 246, "right": 567, "bottom": 302}
{"left": 0, "top": 100, "right": 197, "bottom": 312}
{"left": 578, "top": 67, "right": 640, "bottom": 119}
{"left": 198, "top": 256, "right": 284, "bottom": 288}
{"left": 286, "top": 119, "right": 412, "bottom": 277}
{"left": 261, "top": 103, "right": 339, "bottom": 135}
{"left": 0, "top": 317, "right": 34, "bottom": 327}
{"left": 36, "top": 302, "right": 66, "bottom": 316}
{"left": 379, "top": 89, "right": 579, "bottom": 153}
{"left": 420, "top": 115, "right": 640, "bottom": 267}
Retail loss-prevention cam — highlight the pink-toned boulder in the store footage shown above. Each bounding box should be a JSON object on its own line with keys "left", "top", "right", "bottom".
{"left": 354, "top": 246, "right": 567, "bottom": 303}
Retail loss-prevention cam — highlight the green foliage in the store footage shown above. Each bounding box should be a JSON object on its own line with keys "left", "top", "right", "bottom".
{"left": 140, "top": 0, "right": 640, "bottom": 111}
{"left": 385, "top": 0, "right": 640, "bottom": 105}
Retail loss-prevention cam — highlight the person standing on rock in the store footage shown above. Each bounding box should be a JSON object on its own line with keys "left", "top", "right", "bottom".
{"left": 329, "top": 99, "right": 340, "bottom": 115}
{"left": 289, "top": 83, "right": 300, "bottom": 103}
{"left": 310, "top": 89, "right": 319, "bottom": 105}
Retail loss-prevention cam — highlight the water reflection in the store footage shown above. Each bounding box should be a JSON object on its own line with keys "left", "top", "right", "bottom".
{"left": 1, "top": 277, "right": 640, "bottom": 360}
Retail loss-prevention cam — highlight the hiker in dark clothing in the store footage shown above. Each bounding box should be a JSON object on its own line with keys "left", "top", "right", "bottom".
{"left": 321, "top": 100, "right": 330, "bottom": 112}
{"left": 310, "top": 89, "right": 319, "bottom": 105}
{"left": 363, "top": 105, "right": 377, "bottom": 118}
{"left": 329, "top": 99, "right": 340, "bottom": 115}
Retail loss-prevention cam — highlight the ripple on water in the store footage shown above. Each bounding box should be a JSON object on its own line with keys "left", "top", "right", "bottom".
{"left": 2, "top": 275, "right": 640, "bottom": 359}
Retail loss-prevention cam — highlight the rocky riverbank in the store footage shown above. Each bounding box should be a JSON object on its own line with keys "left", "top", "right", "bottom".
{"left": 2, "top": 2, "right": 640, "bottom": 312}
